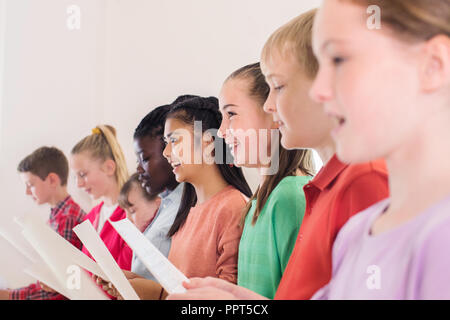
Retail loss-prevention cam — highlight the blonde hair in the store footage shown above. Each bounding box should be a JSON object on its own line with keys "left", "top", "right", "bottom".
{"left": 347, "top": 0, "right": 450, "bottom": 41}
{"left": 261, "top": 8, "right": 318, "bottom": 79}
{"left": 71, "top": 125, "right": 129, "bottom": 189}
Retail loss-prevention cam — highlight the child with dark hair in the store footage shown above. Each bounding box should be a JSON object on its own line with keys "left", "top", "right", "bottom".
{"left": 0, "top": 146, "right": 86, "bottom": 300}
{"left": 127, "top": 103, "right": 185, "bottom": 281}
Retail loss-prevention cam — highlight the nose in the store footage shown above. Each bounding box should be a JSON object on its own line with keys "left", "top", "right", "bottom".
{"left": 136, "top": 162, "right": 144, "bottom": 174}
{"left": 25, "top": 186, "right": 32, "bottom": 196}
{"left": 162, "top": 142, "right": 171, "bottom": 160}
{"left": 263, "top": 89, "right": 277, "bottom": 115}
{"left": 76, "top": 176, "right": 84, "bottom": 188}
{"left": 309, "top": 67, "right": 333, "bottom": 104}
{"left": 218, "top": 118, "right": 229, "bottom": 139}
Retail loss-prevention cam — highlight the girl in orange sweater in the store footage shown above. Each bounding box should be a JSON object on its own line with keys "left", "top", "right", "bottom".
{"left": 106, "top": 95, "right": 252, "bottom": 299}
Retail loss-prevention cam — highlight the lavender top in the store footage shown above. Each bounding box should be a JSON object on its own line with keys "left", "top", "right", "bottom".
{"left": 312, "top": 195, "right": 450, "bottom": 300}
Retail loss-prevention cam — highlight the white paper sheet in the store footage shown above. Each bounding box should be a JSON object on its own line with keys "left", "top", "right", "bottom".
{"left": 23, "top": 263, "right": 72, "bottom": 298}
{"left": 73, "top": 220, "right": 140, "bottom": 300}
{"left": 14, "top": 215, "right": 109, "bottom": 281}
{"left": 0, "top": 218, "right": 41, "bottom": 263}
{"left": 19, "top": 214, "right": 109, "bottom": 300}
{"left": 109, "top": 218, "right": 188, "bottom": 294}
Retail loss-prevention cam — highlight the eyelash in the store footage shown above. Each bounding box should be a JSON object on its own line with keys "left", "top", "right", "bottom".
{"left": 164, "top": 137, "right": 178, "bottom": 145}
{"left": 227, "top": 111, "right": 237, "bottom": 119}
{"left": 332, "top": 56, "right": 346, "bottom": 65}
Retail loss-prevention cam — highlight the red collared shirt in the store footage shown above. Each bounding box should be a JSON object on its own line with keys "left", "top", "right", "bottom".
{"left": 275, "top": 155, "right": 389, "bottom": 300}
{"left": 10, "top": 195, "right": 86, "bottom": 300}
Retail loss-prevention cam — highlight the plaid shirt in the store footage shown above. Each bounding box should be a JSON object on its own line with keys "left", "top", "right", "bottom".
{"left": 10, "top": 195, "right": 86, "bottom": 300}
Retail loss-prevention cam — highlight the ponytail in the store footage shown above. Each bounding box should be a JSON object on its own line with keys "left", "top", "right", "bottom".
{"left": 71, "top": 125, "right": 129, "bottom": 189}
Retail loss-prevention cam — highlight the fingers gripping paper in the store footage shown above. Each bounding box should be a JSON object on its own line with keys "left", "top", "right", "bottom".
{"left": 73, "top": 220, "right": 140, "bottom": 300}
{"left": 109, "top": 218, "right": 188, "bottom": 294}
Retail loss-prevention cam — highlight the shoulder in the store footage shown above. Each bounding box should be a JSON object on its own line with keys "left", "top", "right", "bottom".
{"left": 206, "top": 187, "right": 247, "bottom": 225}
{"left": 269, "top": 176, "right": 309, "bottom": 204}
{"left": 214, "top": 187, "right": 247, "bottom": 210}
{"left": 415, "top": 197, "right": 450, "bottom": 253}
{"left": 340, "top": 199, "right": 388, "bottom": 237}
{"left": 85, "top": 202, "right": 104, "bottom": 219}
{"left": 332, "top": 200, "right": 388, "bottom": 259}
{"left": 336, "top": 160, "right": 389, "bottom": 212}
{"left": 58, "top": 197, "right": 86, "bottom": 221}
{"left": 339, "top": 159, "right": 388, "bottom": 186}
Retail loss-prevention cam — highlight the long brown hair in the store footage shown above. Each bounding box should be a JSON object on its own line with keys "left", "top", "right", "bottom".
{"left": 226, "top": 63, "right": 315, "bottom": 226}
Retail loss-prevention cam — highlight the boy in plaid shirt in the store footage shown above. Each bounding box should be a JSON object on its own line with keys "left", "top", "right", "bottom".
{"left": 0, "top": 146, "right": 86, "bottom": 300}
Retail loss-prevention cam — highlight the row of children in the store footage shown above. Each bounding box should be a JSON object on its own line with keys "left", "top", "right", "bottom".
{"left": 2, "top": 0, "right": 450, "bottom": 300}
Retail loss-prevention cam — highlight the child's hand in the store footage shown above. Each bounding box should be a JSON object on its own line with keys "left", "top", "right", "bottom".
{"left": 0, "top": 289, "right": 10, "bottom": 300}
{"left": 93, "top": 274, "right": 123, "bottom": 299}
{"left": 167, "top": 277, "right": 268, "bottom": 300}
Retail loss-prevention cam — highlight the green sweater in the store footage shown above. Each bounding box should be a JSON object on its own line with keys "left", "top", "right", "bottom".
{"left": 237, "top": 175, "right": 311, "bottom": 299}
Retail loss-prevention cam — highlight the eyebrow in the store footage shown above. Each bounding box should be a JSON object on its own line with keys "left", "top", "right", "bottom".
{"left": 320, "top": 39, "right": 348, "bottom": 52}
{"left": 221, "top": 104, "right": 238, "bottom": 111}
{"left": 164, "top": 131, "right": 178, "bottom": 140}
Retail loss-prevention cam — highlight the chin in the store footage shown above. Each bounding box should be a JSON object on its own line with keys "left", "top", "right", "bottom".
{"left": 280, "top": 135, "right": 297, "bottom": 150}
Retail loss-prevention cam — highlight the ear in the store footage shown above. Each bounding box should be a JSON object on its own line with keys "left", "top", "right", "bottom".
{"left": 419, "top": 35, "right": 450, "bottom": 93}
{"left": 102, "top": 159, "right": 117, "bottom": 177}
{"left": 46, "top": 172, "right": 61, "bottom": 187}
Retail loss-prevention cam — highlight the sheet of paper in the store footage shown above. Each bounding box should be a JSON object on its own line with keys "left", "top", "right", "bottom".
{"left": 73, "top": 220, "right": 140, "bottom": 300}
{"left": 109, "top": 218, "right": 188, "bottom": 294}
{"left": 23, "top": 263, "right": 73, "bottom": 298}
{"left": 20, "top": 214, "right": 109, "bottom": 300}
{"left": 14, "top": 215, "right": 109, "bottom": 281}
{"left": 0, "top": 218, "right": 42, "bottom": 263}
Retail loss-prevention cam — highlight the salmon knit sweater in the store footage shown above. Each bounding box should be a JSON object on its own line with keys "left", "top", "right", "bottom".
{"left": 168, "top": 186, "right": 246, "bottom": 284}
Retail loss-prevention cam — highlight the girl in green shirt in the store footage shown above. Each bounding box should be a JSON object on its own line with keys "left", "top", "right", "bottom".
{"left": 217, "top": 62, "right": 315, "bottom": 298}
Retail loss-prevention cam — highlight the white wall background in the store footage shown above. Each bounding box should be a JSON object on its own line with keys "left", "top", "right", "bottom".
{"left": 0, "top": 0, "right": 321, "bottom": 288}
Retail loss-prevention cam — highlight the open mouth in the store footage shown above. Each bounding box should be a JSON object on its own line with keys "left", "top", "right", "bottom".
{"left": 170, "top": 162, "right": 182, "bottom": 172}
{"left": 336, "top": 116, "right": 346, "bottom": 128}
{"left": 229, "top": 141, "right": 240, "bottom": 156}
{"left": 275, "top": 120, "right": 284, "bottom": 129}
{"left": 331, "top": 115, "right": 347, "bottom": 137}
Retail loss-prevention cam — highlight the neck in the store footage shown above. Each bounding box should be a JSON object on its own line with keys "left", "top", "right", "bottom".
{"left": 49, "top": 187, "right": 70, "bottom": 207}
{"left": 103, "top": 181, "right": 120, "bottom": 206}
{"left": 385, "top": 111, "right": 450, "bottom": 218}
{"left": 166, "top": 179, "right": 179, "bottom": 192}
{"left": 191, "top": 164, "right": 229, "bottom": 205}
{"left": 314, "top": 136, "right": 336, "bottom": 166}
